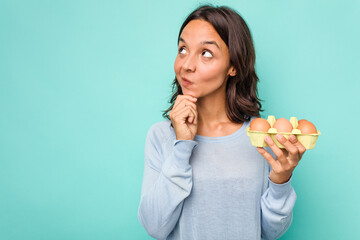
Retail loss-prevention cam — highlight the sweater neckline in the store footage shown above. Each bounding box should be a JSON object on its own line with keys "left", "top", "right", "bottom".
{"left": 193, "top": 120, "right": 249, "bottom": 143}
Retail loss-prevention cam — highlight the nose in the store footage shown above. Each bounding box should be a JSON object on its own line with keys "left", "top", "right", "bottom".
{"left": 182, "top": 54, "right": 196, "bottom": 72}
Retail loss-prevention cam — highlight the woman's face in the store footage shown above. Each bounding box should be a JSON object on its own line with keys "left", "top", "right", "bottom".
{"left": 174, "top": 19, "right": 236, "bottom": 98}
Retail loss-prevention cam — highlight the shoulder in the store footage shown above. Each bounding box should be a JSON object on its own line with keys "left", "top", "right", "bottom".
{"left": 145, "top": 120, "right": 174, "bottom": 170}
{"left": 147, "top": 120, "right": 173, "bottom": 139}
{"left": 145, "top": 120, "right": 174, "bottom": 149}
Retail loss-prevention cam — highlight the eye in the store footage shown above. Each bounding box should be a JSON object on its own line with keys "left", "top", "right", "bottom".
{"left": 202, "top": 50, "right": 213, "bottom": 58}
{"left": 178, "top": 47, "right": 187, "bottom": 54}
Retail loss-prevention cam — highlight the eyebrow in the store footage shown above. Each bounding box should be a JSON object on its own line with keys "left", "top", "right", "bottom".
{"left": 179, "top": 37, "right": 220, "bottom": 49}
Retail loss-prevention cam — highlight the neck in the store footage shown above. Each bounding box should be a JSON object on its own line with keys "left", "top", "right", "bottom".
{"left": 196, "top": 87, "right": 230, "bottom": 129}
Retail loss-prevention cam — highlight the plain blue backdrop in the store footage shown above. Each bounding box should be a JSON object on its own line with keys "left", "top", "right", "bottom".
{"left": 1, "top": 0, "right": 359, "bottom": 239}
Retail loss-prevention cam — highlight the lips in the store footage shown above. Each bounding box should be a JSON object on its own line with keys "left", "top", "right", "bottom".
{"left": 182, "top": 77, "right": 192, "bottom": 83}
{"left": 181, "top": 77, "right": 193, "bottom": 88}
{"left": 181, "top": 77, "right": 193, "bottom": 85}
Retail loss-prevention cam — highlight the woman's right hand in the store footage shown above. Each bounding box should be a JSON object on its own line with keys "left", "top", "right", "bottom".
{"left": 169, "top": 95, "right": 198, "bottom": 140}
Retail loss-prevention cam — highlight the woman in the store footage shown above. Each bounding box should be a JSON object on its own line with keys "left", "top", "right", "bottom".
{"left": 138, "top": 4, "right": 305, "bottom": 240}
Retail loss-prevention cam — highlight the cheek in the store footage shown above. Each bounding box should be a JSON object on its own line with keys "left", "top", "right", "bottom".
{"left": 174, "top": 57, "right": 181, "bottom": 74}
{"left": 198, "top": 64, "right": 225, "bottom": 82}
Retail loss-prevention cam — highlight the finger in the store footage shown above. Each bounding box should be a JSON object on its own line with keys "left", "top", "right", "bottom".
{"left": 183, "top": 99, "right": 197, "bottom": 110}
{"left": 288, "top": 134, "right": 306, "bottom": 159}
{"left": 171, "top": 98, "right": 197, "bottom": 116}
{"left": 257, "top": 147, "right": 277, "bottom": 168}
{"left": 186, "top": 105, "right": 197, "bottom": 124}
{"left": 173, "top": 97, "right": 197, "bottom": 112}
{"left": 174, "top": 105, "right": 196, "bottom": 124}
{"left": 173, "top": 95, "right": 197, "bottom": 109}
{"left": 175, "top": 107, "right": 190, "bottom": 123}
{"left": 186, "top": 104, "right": 198, "bottom": 123}
{"left": 264, "top": 135, "right": 288, "bottom": 164}
{"left": 275, "top": 134, "right": 300, "bottom": 162}
{"left": 172, "top": 107, "right": 191, "bottom": 124}
{"left": 176, "top": 100, "right": 198, "bottom": 122}
{"left": 183, "top": 94, "right": 198, "bottom": 101}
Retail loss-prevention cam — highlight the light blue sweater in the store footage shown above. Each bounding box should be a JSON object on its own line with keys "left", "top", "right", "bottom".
{"left": 138, "top": 117, "right": 296, "bottom": 240}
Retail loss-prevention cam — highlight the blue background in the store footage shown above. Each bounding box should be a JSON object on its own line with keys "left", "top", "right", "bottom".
{"left": 1, "top": 0, "right": 359, "bottom": 239}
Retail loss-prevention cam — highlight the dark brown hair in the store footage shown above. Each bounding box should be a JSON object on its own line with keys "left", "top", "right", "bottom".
{"left": 162, "top": 4, "right": 263, "bottom": 122}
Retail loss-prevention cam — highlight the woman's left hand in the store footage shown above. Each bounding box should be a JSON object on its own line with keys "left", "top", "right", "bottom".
{"left": 257, "top": 134, "right": 306, "bottom": 184}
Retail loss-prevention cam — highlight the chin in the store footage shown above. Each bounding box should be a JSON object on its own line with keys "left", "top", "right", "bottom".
{"left": 182, "top": 90, "right": 198, "bottom": 98}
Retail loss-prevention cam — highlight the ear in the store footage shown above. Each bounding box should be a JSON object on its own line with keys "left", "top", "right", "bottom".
{"left": 228, "top": 66, "right": 236, "bottom": 77}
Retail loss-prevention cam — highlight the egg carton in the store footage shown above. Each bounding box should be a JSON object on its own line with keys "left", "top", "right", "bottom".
{"left": 246, "top": 115, "right": 321, "bottom": 149}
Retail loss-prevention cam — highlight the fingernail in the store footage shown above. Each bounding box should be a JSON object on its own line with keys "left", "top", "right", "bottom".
{"left": 276, "top": 134, "right": 282, "bottom": 140}
{"left": 290, "top": 135, "right": 296, "bottom": 141}
{"left": 265, "top": 136, "right": 271, "bottom": 142}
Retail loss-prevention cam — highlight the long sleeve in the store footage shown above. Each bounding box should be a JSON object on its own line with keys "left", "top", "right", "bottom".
{"left": 260, "top": 176, "right": 297, "bottom": 240}
{"left": 138, "top": 126, "right": 198, "bottom": 240}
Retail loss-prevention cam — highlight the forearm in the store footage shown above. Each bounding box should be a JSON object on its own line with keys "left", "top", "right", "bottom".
{"left": 260, "top": 177, "right": 297, "bottom": 240}
{"left": 138, "top": 140, "right": 197, "bottom": 239}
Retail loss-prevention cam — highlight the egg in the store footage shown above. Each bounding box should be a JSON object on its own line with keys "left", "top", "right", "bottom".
{"left": 298, "top": 119, "right": 308, "bottom": 125}
{"left": 273, "top": 118, "right": 293, "bottom": 133}
{"left": 297, "top": 120, "right": 317, "bottom": 134}
{"left": 249, "top": 118, "right": 271, "bottom": 132}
